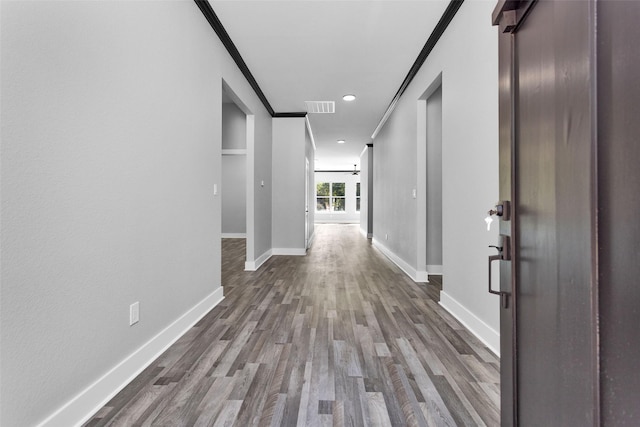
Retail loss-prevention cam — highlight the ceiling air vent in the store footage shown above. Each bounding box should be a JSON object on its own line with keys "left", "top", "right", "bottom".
{"left": 305, "top": 101, "right": 335, "bottom": 114}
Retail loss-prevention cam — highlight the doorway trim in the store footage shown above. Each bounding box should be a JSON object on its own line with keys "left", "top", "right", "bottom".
{"left": 416, "top": 73, "right": 443, "bottom": 282}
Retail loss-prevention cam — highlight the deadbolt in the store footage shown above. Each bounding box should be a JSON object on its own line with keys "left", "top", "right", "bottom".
{"left": 487, "top": 200, "right": 511, "bottom": 221}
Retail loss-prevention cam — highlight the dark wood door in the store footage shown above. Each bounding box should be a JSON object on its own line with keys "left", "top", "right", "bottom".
{"left": 596, "top": 1, "right": 640, "bottom": 423}
{"left": 494, "top": 0, "right": 640, "bottom": 424}
{"left": 493, "top": 0, "right": 599, "bottom": 425}
{"left": 514, "top": 0, "right": 597, "bottom": 424}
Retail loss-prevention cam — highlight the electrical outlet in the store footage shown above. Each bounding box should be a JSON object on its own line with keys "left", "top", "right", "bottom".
{"left": 130, "top": 302, "right": 139, "bottom": 326}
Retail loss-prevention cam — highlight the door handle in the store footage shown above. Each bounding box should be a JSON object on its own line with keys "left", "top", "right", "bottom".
{"left": 488, "top": 235, "right": 511, "bottom": 308}
{"left": 488, "top": 253, "right": 504, "bottom": 295}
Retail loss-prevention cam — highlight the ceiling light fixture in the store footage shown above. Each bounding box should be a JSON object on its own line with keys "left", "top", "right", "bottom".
{"left": 342, "top": 94, "right": 356, "bottom": 102}
{"left": 337, "top": 140, "right": 346, "bottom": 144}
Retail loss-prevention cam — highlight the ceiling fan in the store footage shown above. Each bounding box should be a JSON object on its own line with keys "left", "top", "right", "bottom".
{"left": 350, "top": 164, "right": 359, "bottom": 175}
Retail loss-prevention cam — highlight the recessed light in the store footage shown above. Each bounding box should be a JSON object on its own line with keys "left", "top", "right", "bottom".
{"left": 342, "top": 94, "right": 356, "bottom": 102}
{"left": 337, "top": 140, "right": 346, "bottom": 144}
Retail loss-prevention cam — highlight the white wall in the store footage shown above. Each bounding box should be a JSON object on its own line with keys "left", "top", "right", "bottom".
{"left": 272, "top": 118, "right": 307, "bottom": 254}
{"left": 372, "top": 0, "right": 500, "bottom": 352}
{"left": 222, "top": 101, "right": 247, "bottom": 150}
{"left": 315, "top": 172, "right": 361, "bottom": 224}
{"left": 0, "top": 2, "right": 272, "bottom": 426}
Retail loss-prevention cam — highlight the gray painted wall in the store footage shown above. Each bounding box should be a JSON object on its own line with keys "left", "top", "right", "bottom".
{"left": 272, "top": 118, "right": 306, "bottom": 251}
{"left": 221, "top": 102, "right": 247, "bottom": 235}
{"left": 222, "top": 102, "right": 246, "bottom": 149}
{"left": 0, "top": 2, "right": 273, "bottom": 425}
{"left": 222, "top": 155, "right": 247, "bottom": 234}
{"left": 251, "top": 114, "right": 273, "bottom": 262}
{"left": 426, "top": 86, "right": 443, "bottom": 267}
{"left": 372, "top": 1, "right": 500, "bottom": 348}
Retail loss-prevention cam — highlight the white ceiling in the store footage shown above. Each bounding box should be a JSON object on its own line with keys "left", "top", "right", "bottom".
{"left": 210, "top": 0, "right": 449, "bottom": 170}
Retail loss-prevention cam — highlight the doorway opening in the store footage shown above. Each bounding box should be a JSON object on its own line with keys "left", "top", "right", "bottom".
{"left": 220, "top": 81, "right": 254, "bottom": 284}
{"left": 417, "top": 74, "right": 443, "bottom": 288}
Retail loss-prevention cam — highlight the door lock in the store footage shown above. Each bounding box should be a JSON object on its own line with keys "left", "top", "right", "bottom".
{"left": 487, "top": 200, "right": 511, "bottom": 221}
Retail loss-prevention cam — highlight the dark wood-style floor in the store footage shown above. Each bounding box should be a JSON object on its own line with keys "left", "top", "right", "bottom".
{"left": 85, "top": 224, "right": 499, "bottom": 426}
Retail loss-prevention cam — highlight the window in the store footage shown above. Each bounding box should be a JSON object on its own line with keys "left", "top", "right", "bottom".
{"left": 316, "top": 182, "right": 345, "bottom": 212}
{"left": 356, "top": 182, "right": 361, "bottom": 212}
{"left": 316, "top": 182, "right": 330, "bottom": 211}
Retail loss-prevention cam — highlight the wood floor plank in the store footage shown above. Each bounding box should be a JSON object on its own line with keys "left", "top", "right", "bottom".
{"left": 83, "top": 224, "right": 500, "bottom": 426}
{"left": 385, "top": 358, "right": 428, "bottom": 427}
{"left": 367, "top": 392, "right": 393, "bottom": 427}
{"left": 267, "top": 393, "right": 287, "bottom": 427}
{"left": 397, "top": 337, "right": 456, "bottom": 426}
{"left": 192, "top": 377, "right": 235, "bottom": 427}
{"left": 258, "top": 344, "right": 290, "bottom": 425}
{"left": 296, "top": 362, "right": 313, "bottom": 426}
{"left": 211, "top": 321, "right": 257, "bottom": 378}
{"left": 102, "top": 384, "right": 167, "bottom": 427}
{"left": 211, "top": 400, "right": 242, "bottom": 427}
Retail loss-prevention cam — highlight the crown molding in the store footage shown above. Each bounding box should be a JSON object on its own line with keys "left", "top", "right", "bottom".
{"left": 194, "top": 0, "right": 305, "bottom": 118}
{"left": 196, "top": 0, "right": 462, "bottom": 123}
{"left": 372, "top": 0, "right": 464, "bottom": 139}
{"left": 274, "top": 112, "right": 307, "bottom": 118}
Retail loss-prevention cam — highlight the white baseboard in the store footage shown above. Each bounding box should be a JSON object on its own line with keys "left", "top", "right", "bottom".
{"left": 221, "top": 149, "right": 247, "bottom": 155}
{"left": 37, "top": 287, "right": 225, "bottom": 427}
{"left": 372, "top": 238, "right": 427, "bottom": 283}
{"left": 245, "top": 249, "right": 272, "bottom": 271}
{"left": 359, "top": 227, "right": 373, "bottom": 239}
{"left": 272, "top": 248, "right": 307, "bottom": 256}
{"left": 416, "top": 270, "right": 429, "bottom": 282}
{"left": 427, "top": 264, "right": 443, "bottom": 275}
{"left": 416, "top": 265, "right": 443, "bottom": 281}
{"left": 439, "top": 291, "right": 500, "bottom": 356}
{"left": 221, "top": 233, "right": 246, "bottom": 239}
{"left": 314, "top": 219, "right": 360, "bottom": 224}
{"left": 307, "top": 231, "right": 316, "bottom": 248}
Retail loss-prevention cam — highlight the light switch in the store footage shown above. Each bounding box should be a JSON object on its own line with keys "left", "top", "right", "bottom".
{"left": 261, "top": 180, "right": 265, "bottom": 187}
{"left": 412, "top": 189, "right": 417, "bottom": 199}
{"left": 214, "top": 184, "right": 218, "bottom": 196}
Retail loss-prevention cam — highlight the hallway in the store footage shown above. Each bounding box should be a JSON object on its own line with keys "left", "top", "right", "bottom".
{"left": 85, "top": 225, "right": 499, "bottom": 426}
